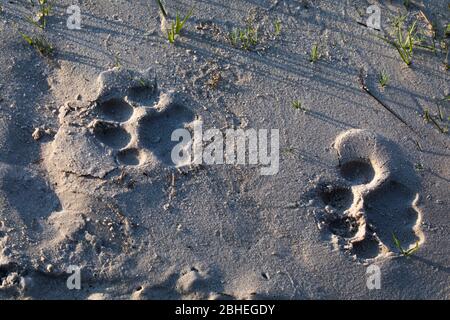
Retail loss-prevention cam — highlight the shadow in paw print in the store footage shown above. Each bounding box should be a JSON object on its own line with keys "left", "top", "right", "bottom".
{"left": 93, "top": 122, "right": 131, "bottom": 149}
{"left": 340, "top": 160, "right": 375, "bottom": 185}
{"left": 117, "top": 148, "right": 141, "bottom": 166}
{"left": 364, "top": 180, "right": 420, "bottom": 252}
{"left": 328, "top": 216, "right": 358, "bottom": 238}
{"left": 350, "top": 235, "right": 381, "bottom": 260}
{"left": 97, "top": 98, "right": 133, "bottom": 123}
{"left": 127, "top": 84, "right": 158, "bottom": 107}
{"left": 319, "top": 185, "right": 353, "bottom": 211}
{"left": 318, "top": 185, "right": 357, "bottom": 238}
{"left": 139, "top": 104, "right": 195, "bottom": 165}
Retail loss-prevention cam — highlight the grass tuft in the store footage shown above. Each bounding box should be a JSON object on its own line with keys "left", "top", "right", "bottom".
{"left": 229, "top": 26, "right": 258, "bottom": 51}
{"left": 273, "top": 19, "right": 282, "bottom": 36}
{"left": 28, "top": 0, "right": 52, "bottom": 29}
{"left": 292, "top": 100, "right": 308, "bottom": 112}
{"left": 423, "top": 108, "right": 448, "bottom": 133}
{"left": 379, "top": 17, "right": 418, "bottom": 66}
{"left": 20, "top": 32, "right": 54, "bottom": 57}
{"left": 167, "top": 22, "right": 176, "bottom": 43}
{"left": 175, "top": 9, "right": 192, "bottom": 34}
{"left": 378, "top": 71, "right": 390, "bottom": 88}
{"left": 228, "top": 12, "right": 281, "bottom": 51}
{"left": 113, "top": 52, "right": 122, "bottom": 69}
{"left": 392, "top": 233, "right": 419, "bottom": 257}
{"left": 166, "top": 8, "right": 193, "bottom": 44}
{"left": 310, "top": 43, "right": 320, "bottom": 63}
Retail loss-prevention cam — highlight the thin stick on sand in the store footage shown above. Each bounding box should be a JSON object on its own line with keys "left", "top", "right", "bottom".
{"left": 358, "top": 69, "right": 419, "bottom": 137}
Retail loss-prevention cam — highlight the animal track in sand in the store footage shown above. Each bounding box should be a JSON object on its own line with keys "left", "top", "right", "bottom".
{"left": 92, "top": 68, "right": 195, "bottom": 168}
{"left": 130, "top": 267, "right": 232, "bottom": 300}
{"left": 339, "top": 160, "right": 375, "bottom": 185}
{"left": 93, "top": 121, "right": 131, "bottom": 150}
{"left": 38, "top": 68, "right": 197, "bottom": 270}
{"left": 139, "top": 103, "right": 194, "bottom": 165}
{"left": 312, "top": 129, "right": 424, "bottom": 262}
{"left": 47, "top": 67, "right": 196, "bottom": 178}
{"left": 96, "top": 98, "right": 134, "bottom": 122}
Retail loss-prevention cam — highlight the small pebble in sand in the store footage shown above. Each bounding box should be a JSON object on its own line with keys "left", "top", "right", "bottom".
{"left": 46, "top": 264, "right": 54, "bottom": 273}
{"left": 324, "top": 205, "right": 335, "bottom": 214}
{"left": 32, "top": 128, "right": 44, "bottom": 141}
{"left": 33, "top": 127, "right": 54, "bottom": 140}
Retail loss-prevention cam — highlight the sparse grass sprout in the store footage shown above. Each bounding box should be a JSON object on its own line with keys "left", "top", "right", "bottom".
{"left": 392, "top": 232, "right": 419, "bottom": 257}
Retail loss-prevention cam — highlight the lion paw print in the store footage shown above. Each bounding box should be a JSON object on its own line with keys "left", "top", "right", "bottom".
{"left": 312, "top": 129, "right": 425, "bottom": 262}
{"left": 48, "top": 68, "right": 196, "bottom": 178}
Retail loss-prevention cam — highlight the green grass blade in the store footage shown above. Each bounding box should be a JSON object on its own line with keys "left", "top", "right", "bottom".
{"left": 405, "top": 241, "right": 420, "bottom": 256}
{"left": 176, "top": 8, "right": 193, "bottom": 34}
{"left": 392, "top": 233, "right": 404, "bottom": 254}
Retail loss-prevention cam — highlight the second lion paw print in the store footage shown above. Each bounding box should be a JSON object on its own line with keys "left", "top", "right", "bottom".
{"left": 311, "top": 129, "right": 425, "bottom": 263}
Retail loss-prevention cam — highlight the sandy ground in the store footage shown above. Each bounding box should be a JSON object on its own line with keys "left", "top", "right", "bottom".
{"left": 0, "top": 0, "right": 448, "bottom": 299}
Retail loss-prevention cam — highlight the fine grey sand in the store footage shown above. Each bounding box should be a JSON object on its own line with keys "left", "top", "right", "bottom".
{"left": 0, "top": 0, "right": 448, "bottom": 299}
